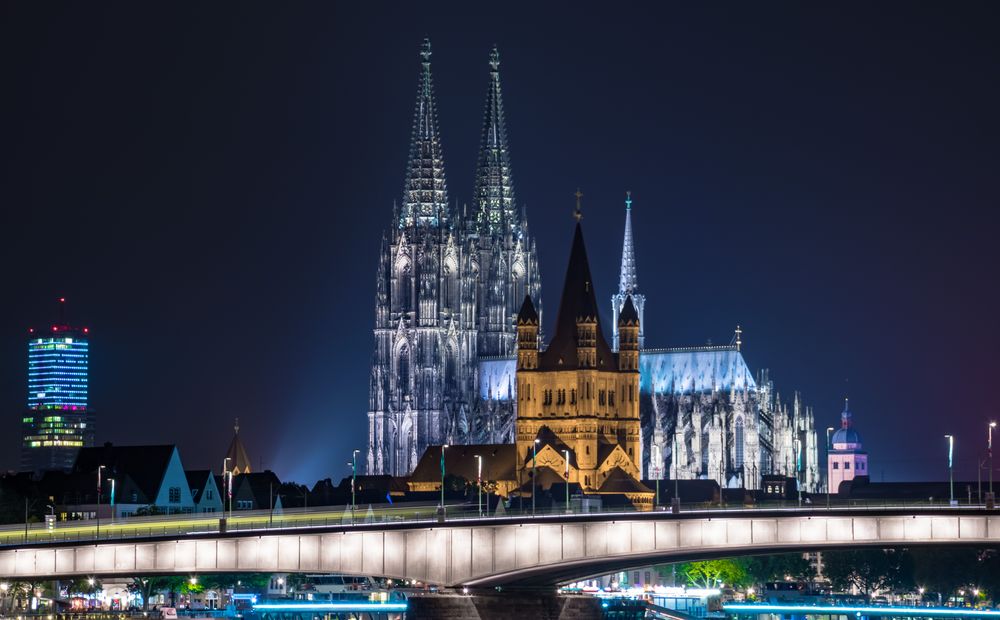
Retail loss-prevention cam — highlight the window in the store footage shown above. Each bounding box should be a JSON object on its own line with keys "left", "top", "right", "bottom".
{"left": 859, "top": 462, "right": 865, "bottom": 471}
{"left": 131, "top": 491, "right": 138, "bottom": 502}
{"left": 609, "top": 390, "right": 615, "bottom": 407}
{"left": 645, "top": 571, "right": 651, "bottom": 585}
{"left": 599, "top": 390, "right": 605, "bottom": 406}
{"left": 735, "top": 417, "right": 745, "bottom": 469}
{"left": 585, "top": 445, "right": 590, "bottom": 455}
{"left": 570, "top": 389, "right": 576, "bottom": 405}
{"left": 832, "top": 462, "right": 839, "bottom": 470}
{"left": 633, "top": 572, "right": 640, "bottom": 585}
{"left": 207, "top": 489, "right": 214, "bottom": 500}
{"left": 845, "top": 462, "right": 851, "bottom": 470}
{"left": 168, "top": 487, "right": 181, "bottom": 503}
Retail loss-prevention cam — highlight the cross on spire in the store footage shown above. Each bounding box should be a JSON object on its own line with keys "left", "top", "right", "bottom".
{"left": 574, "top": 188, "right": 583, "bottom": 221}
{"left": 625, "top": 190, "right": 632, "bottom": 210}
{"left": 734, "top": 325, "right": 742, "bottom": 352}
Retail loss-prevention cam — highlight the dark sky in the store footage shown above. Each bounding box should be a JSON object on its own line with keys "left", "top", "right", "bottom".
{"left": 2, "top": 2, "right": 998, "bottom": 485}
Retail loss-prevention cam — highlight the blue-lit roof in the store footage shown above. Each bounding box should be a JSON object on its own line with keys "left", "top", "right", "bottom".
{"left": 478, "top": 346, "right": 757, "bottom": 401}
{"left": 640, "top": 347, "right": 756, "bottom": 394}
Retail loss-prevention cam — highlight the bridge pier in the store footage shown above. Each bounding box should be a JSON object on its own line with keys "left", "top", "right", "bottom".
{"left": 406, "top": 592, "right": 603, "bottom": 620}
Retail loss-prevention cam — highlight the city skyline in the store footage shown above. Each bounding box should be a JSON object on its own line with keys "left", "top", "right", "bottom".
{"left": 2, "top": 3, "right": 998, "bottom": 483}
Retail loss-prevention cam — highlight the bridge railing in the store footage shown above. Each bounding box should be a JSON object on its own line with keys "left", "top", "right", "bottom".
{"left": 0, "top": 498, "right": 990, "bottom": 548}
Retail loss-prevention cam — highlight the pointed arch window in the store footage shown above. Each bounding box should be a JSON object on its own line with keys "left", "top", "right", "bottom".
{"left": 397, "top": 346, "right": 410, "bottom": 397}
{"left": 735, "top": 416, "right": 746, "bottom": 469}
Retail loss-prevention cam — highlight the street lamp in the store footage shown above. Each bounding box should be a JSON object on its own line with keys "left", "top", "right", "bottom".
{"left": 946, "top": 435, "right": 954, "bottom": 505}
{"left": 990, "top": 422, "right": 997, "bottom": 497}
{"left": 96, "top": 465, "right": 106, "bottom": 539}
{"left": 352, "top": 449, "right": 360, "bottom": 514}
{"left": 440, "top": 445, "right": 448, "bottom": 516}
{"left": 475, "top": 455, "right": 483, "bottom": 517}
{"left": 563, "top": 449, "right": 571, "bottom": 514}
{"left": 532, "top": 439, "right": 540, "bottom": 515}
{"left": 223, "top": 457, "right": 233, "bottom": 520}
{"left": 108, "top": 478, "right": 116, "bottom": 521}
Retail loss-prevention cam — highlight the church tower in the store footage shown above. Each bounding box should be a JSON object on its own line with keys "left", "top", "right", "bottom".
{"left": 368, "top": 40, "right": 478, "bottom": 476}
{"left": 611, "top": 192, "right": 645, "bottom": 351}
{"left": 515, "top": 198, "right": 649, "bottom": 509}
{"left": 469, "top": 46, "right": 542, "bottom": 361}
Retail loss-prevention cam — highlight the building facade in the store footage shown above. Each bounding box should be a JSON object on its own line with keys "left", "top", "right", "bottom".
{"left": 828, "top": 399, "right": 868, "bottom": 493}
{"left": 367, "top": 41, "right": 540, "bottom": 475}
{"left": 366, "top": 43, "right": 819, "bottom": 489}
{"left": 514, "top": 216, "right": 651, "bottom": 509}
{"left": 21, "top": 299, "right": 95, "bottom": 473}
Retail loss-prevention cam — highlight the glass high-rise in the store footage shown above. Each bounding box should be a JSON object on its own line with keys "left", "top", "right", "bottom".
{"left": 21, "top": 301, "right": 95, "bottom": 472}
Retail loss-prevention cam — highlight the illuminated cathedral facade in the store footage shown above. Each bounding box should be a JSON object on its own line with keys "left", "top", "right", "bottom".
{"left": 367, "top": 40, "right": 819, "bottom": 490}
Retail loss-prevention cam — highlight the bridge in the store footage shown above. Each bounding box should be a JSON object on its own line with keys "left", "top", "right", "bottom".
{"left": 1, "top": 507, "right": 998, "bottom": 587}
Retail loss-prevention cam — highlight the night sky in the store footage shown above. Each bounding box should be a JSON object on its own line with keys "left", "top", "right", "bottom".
{"left": 2, "top": 3, "right": 998, "bottom": 485}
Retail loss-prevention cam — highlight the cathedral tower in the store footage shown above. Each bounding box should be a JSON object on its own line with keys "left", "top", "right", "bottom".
{"left": 611, "top": 192, "right": 645, "bottom": 351}
{"left": 368, "top": 40, "right": 478, "bottom": 476}
{"left": 469, "top": 46, "right": 541, "bottom": 359}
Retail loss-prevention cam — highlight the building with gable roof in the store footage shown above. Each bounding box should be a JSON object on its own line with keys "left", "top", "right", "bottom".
{"left": 62, "top": 443, "right": 194, "bottom": 518}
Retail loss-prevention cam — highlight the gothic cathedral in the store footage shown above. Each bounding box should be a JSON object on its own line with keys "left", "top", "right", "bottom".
{"left": 367, "top": 41, "right": 541, "bottom": 475}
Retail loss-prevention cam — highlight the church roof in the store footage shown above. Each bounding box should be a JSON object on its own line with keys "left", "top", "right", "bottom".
{"left": 517, "top": 294, "right": 539, "bottom": 324}
{"left": 618, "top": 295, "right": 639, "bottom": 325}
{"left": 226, "top": 420, "right": 252, "bottom": 475}
{"left": 639, "top": 346, "right": 756, "bottom": 394}
{"left": 598, "top": 467, "right": 654, "bottom": 494}
{"left": 539, "top": 222, "right": 616, "bottom": 371}
{"left": 410, "top": 444, "right": 517, "bottom": 483}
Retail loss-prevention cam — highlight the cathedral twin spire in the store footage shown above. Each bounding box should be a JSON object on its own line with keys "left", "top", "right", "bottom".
{"left": 400, "top": 39, "right": 450, "bottom": 229}
{"left": 473, "top": 46, "right": 517, "bottom": 237}
{"left": 399, "top": 39, "right": 518, "bottom": 240}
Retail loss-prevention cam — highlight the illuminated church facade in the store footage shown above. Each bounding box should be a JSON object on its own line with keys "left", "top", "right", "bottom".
{"left": 367, "top": 41, "right": 819, "bottom": 491}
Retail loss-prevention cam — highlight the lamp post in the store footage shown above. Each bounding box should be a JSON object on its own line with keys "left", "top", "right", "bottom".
{"left": 440, "top": 444, "right": 448, "bottom": 516}
{"left": 651, "top": 444, "right": 661, "bottom": 508}
{"left": 563, "top": 449, "right": 571, "bottom": 514}
{"left": 990, "top": 422, "right": 996, "bottom": 497}
{"left": 223, "top": 457, "right": 232, "bottom": 520}
{"left": 672, "top": 432, "right": 681, "bottom": 513}
{"left": 826, "top": 427, "right": 834, "bottom": 507}
{"left": 352, "top": 449, "right": 360, "bottom": 514}
{"left": 945, "top": 435, "right": 954, "bottom": 505}
{"left": 96, "top": 465, "right": 105, "bottom": 539}
{"left": 475, "top": 455, "right": 483, "bottom": 517}
{"left": 108, "top": 478, "right": 116, "bottom": 521}
{"left": 532, "top": 439, "right": 540, "bottom": 515}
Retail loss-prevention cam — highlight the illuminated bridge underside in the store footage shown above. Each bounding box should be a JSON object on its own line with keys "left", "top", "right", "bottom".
{"left": 3, "top": 512, "right": 1000, "bottom": 586}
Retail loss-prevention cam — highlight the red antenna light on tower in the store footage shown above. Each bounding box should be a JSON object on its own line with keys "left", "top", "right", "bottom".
{"left": 59, "top": 297, "right": 66, "bottom": 303}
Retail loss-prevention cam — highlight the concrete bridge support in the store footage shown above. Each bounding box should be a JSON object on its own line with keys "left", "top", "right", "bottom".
{"left": 406, "top": 592, "right": 602, "bottom": 620}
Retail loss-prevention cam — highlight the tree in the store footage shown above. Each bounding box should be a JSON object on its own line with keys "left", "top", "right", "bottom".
{"left": 910, "top": 547, "right": 978, "bottom": 598}
{"left": 744, "top": 554, "right": 813, "bottom": 584}
{"left": 65, "top": 578, "right": 102, "bottom": 597}
{"left": 675, "top": 559, "right": 748, "bottom": 588}
{"left": 824, "top": 549, "right": 913, "bottom": 595}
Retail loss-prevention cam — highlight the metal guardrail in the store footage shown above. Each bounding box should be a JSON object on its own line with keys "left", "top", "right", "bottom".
{"left": 0, "top": 499, "right": 992, "bottom": 548}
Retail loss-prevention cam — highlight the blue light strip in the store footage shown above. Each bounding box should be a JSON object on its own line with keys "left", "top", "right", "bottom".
{"left": 725, "top": 603, "right": 1000, "bottom": 617}
{"left": 253, "top": 602, "right": 408, "bottom": 613}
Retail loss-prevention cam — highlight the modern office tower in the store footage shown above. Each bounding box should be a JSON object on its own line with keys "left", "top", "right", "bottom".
{"left": 21, "top": 298, "right": 95, "bottom": 472}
